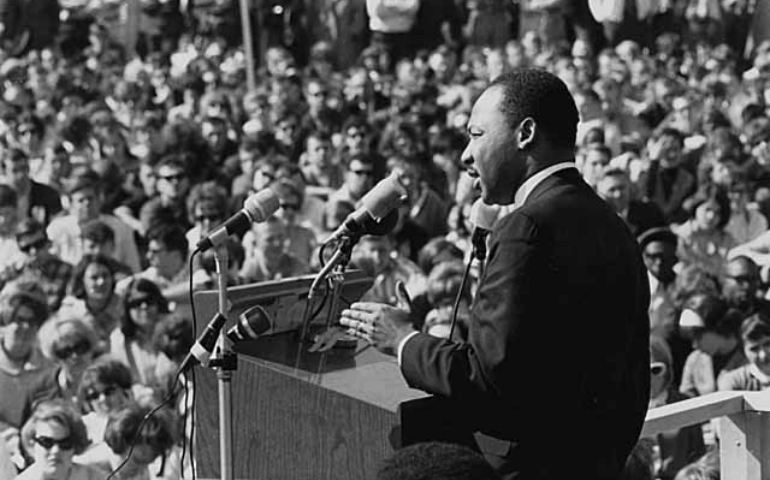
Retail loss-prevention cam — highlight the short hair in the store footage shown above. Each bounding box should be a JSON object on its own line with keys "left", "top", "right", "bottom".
{"left": 488, "top": 68, "right": 579, "bottom": 149}
{"left": 0, "top": 183, "right": 17, "bottom": 208}
{"left": 417, "top": 238, "right": 464, "bottom": 275}
{"left": 66, "top": 168, "right": 102, "bottom": 196}
{"left": 154, "top": 154, "right": 188, "bottom": 174}
{"left": 104, "top": 403, "right": 176, "bottom": 456}
{"left": 740, "top": 313, "right": 770, "bottom": 343}
{"left": 21, "top": 399, "right": 90, "bottom": 456}
{"left": 77, "top": 357, "right": 133, "bottom": 409}
{"left": 153, "top": 313, "right": 193, "bottom": 362}
{"left": 68, "top": 254, "right": 117, "bottom": 299}
{"left": 121, "top": 278, "right": 169, "bottom": 338}
{"left": 682, "top": 293, "right": 741, "bottom": 337}
{"left": 584, "top": 143, "right": 613, "bottom": 162}
{"left": 147, "top": 223, "right": 188, "bottom": 257}
{"left": 376, "top": 442, "right": 500, "bottom": 480}
{"left": 596, "top": 166, "right": 628, "bottom": 184}
{"left": 80, "top": 219, "right": 114, "bottom": 244}
{"left": 186, "top": 181, "right": 230, "bottom": 225}
{"left": 37, "top": 316, "right": 99, "bottom": 362}
{"left": 0, "top": 281, "right": 49, "bottom": 328}
{"left": 656, "top": 127, "right": 685, "bottom": 148}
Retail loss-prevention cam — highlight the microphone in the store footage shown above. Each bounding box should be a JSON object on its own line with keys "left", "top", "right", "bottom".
{"left": 179, "top": 306, "right": 272, "bottom": 373}
{"left": 469, "top": 199, "right": 501, "bottom": 261}
{"left": 196, "top": 189, "right": 280, "bottom": 252}
{"left": 324, "top": 172, "right": 408, "bottom": 244}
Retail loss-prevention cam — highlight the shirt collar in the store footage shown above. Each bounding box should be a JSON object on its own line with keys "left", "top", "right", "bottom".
{"left": 513, "top": 162, "right": 576, "bottom": 207}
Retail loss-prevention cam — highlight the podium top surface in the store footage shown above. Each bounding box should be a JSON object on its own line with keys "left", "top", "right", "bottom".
{"left": 233, "top": 332, "right": 427, "bottom": 413}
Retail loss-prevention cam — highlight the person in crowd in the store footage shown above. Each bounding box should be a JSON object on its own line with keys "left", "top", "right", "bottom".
{"left": 376, "top": 441, "right": 501, "bottom": 480}
{"left": 718, "top": 313, "right": 770, "bottom": 391}
{"left": 0, "top": 148, "right": 61, "bottom": 227}
{"left": 46, "top": 169, "right": 141, "bottom": 273}
{"left": 639, "top": 227, "right": 679, "bottom": 340}
{"left": 262, "top": 178, "right": 317, "bottom": 267}
{"left": 32, "top": 317, "right": 100, "bottom": 407}
{"left": 678, "top": 293, "right": 746, "bottom": 397}
{"left": 324, "top": 154, "right": 376, "bottom": 233}
{"left": 352, "top": 234, "right": 426, "bottom": 306}
{"left": 109, "top": 278, "right": 171, "bottom": 389}
{"left": 6, "top": 220, "right": 72, "bottom": 313}
{"left": 0, "top": 281, "right": 53, "bottom": 465}
{"left": 184, "top": 181, "right": 231, "bottom": 253}
{"left": 673, "top": 184, "right": 735, "bottom": 278}
{"left": 299, "top": 130, "right": 344, "bottom": 197}
{"left": 16, "top": 400, "right": 104, "bottom": 480}
{"left": 342, "top": 69, "right": 650, "bottom": 480}
{"left": 102, "top": 402, "right": 181, "bottom": 480}
{"left": 421, "top": 261, "right": 471, "bottom": 341}
{"left": 724, "top": 173, "right": 767, "bottom": 245}
{"left": 721, "top": 256, "right": 770, "bottom": 318}
{"left": 646, "top": 336, "right": 706, "bottom": 480}
{"left": 578, "top": 142, "right": 612, "bottom": 190}
{"left": 139, "top": 155, "right": 192, "bottom": 235}
{"left": 58, "top": 254, "right": 123, "bottom": 345}
{"left": 239, "top": 216, "right": 309, "bottom": 283}
{"left": 274, "top": 162, "right": 327, "bottom": 239}
{"left": 644, "top": 128, "right": 697, "bottom": 224}
{"left": 79, "top": 220, "right": 133, "bottom": 283}
{"left": 0, "top": 186, "right": 25, "bottom": 281}
{"left": 597, "top": 168, "right": 665, "bottom": 238}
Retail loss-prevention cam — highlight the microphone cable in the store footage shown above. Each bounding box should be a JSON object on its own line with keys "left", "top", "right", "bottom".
{"left": 448, "top": 250, "right": 475, "bottom": 341}
{"left": 184, "top": 248, "right": 200, "bottom": 480}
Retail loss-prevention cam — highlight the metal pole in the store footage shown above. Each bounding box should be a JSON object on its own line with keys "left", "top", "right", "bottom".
{"left": 214, "top": 246, "right": 234, "bottom": 480}
{"left": 238, "top": 0, "right": 257, "bottom": 92}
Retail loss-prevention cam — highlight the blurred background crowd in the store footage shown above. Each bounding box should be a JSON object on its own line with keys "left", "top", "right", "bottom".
{"left": 0, "top": 0, "right": 770, "bottom": 479}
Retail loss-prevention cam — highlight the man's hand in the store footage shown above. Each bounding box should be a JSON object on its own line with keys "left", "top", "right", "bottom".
{"left": 340, "top": 282, "right": 416, "bottom": 356}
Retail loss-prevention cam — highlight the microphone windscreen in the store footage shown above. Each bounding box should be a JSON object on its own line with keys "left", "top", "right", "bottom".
{"left": 358, "top": 208, "right": 400, "bottom": 237}
{"left": 244, "top": 189, "right": 281, "bottom": 222}
{"left": 228, "top": 305, "right": 272, "bottom": 342}
{"left": 361, "top": 172, "right": 408, "bottom": 221}
{"left": 470, "top": 199, "right": 501, "bottom": 231}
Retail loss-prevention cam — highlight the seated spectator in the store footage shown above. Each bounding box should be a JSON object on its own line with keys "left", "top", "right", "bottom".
{"left": 376, "top": 441, "right": 500, "bottom": 480}
{"left": 259, "top": 179, "right": 317, "bottom": 267}
{"left": 16, "top": 400, "right": 104, "bottom": 480}
{"left": 47, "top": 169, "right": 141, "bottom": 273}
{"left": 597, "top": 168, "right": 665, "bottom": 237}
{"left": 718, "top": 313, "right": 770, "bottom": 391}
{"left": 33, "top": 317, "right": 100, "bottom": 408}
{"left": 239, "top": 216, "right": 309, "bottom": 283}
{"left": 274, "top": 162, "right": 327, "bottom": 239}
{"left": 352, "top": 234, "right": 426, "bottom": 306}
{"left": 79, "top": 220, "right": 133, "bottom": 283}
{"left": 725, "top": 174, "right": 767, "bottom": 245}
{"left": 721, "top": 256, "right": 770, "bottom": 318}
{"left": 139, "top": 155, "right": 193, "bottom": 235}
{"left": 102, "top": 403, "right": 181, "bottom": 480}
{"left": 0, "top": 282, "right": 54, "bottom": 456}
{"left": 678, "top": 294, "right": 746, "bottom": 397}
{"left": 646, "top": 336, "right": 706, "bottom": 480}
{"left": 58, "top": 254, "right": 123, "bottom": 345}
{"left": 0, "top": 148, "right": 61, "bottom": 227}
{"left": 109, "top": 278, "right": 171, "bottom": 389}
{"left": 643, "top": 128, "right": 697, "bottom": 224}
{"left": 673, "top": 184, "right": 735, "bottom": 278}
{"left": 184, "top": 181, "right": 231, "bottom": 253}
{"left": 8, "top": 220, "right": 72, "bottom": 313}
{"left": 324, "top": 154, "right": 376, "bottom": 233}
{"left": 0, "top": 186, "right": 25, "bottom": 281}
{"left": 639, "top": 228, "right": 679, "bottom": 340}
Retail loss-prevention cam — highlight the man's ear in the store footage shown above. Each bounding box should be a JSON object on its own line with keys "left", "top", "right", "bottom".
{"left": 517, "top": 117, "right": 536, "bottom": 149}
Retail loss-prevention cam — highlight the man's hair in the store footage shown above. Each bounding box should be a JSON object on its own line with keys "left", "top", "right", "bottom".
{"left": 376, "top": 442, "right": 500, "bottom": 480}
{"left": 147, "top": 223, "right": 188, "bottom": 257}
{"left": 597, "top": 166, "right": 629, "bottom": 183}
{"left": 489, "top": 68, "right": 579, "bottom": 149}
{"left": 741, "top": 313, "right": 770, "bottom": 343}
{"left": 80, "top": 219, "right": 114, "bottom": 244}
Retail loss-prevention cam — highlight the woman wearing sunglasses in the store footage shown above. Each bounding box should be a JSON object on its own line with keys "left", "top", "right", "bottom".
{"left": 647, "top": 335, "right": 706, "bottom": 480}
{"left": 109, "top": 279, "right": 170, "bottom": 390}
{"left": 16, "top": 399, "right": 103, "bottom": 479}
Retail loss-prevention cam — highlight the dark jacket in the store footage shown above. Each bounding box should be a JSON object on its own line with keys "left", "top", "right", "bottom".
{"left": 400, "top": 168, "right": 651, "bottom": 480}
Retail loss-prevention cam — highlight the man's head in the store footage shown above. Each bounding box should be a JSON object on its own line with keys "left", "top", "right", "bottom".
{"left": 638, "top": 227, "right": 678, "bottom": 284}
{"left": 146, "top": 224, "right": 187, "bottom": 280}
{"left": 460, "top": 68, "right": 579, "bottom": 205}
{"left": 16, "top": 219, "right": 50, "bottom": 260}
{"left": 723, "top": 256, "right": 761, "bottom": 311}
{"left": 154, "top": 155, "right": 190, "bottom": 203}
{"left": 305, "top": 131, "right": 333, "bottom": 169}
{"left": 740, "top": 313, "right": 770, "bottom": 376}
{"left": 252, "top": 216, "right": 287, "bottom": 260}
{"left": 345, "top": 155, "right": 375, "bottom": 200}
{"left": 655, "top": 128, "right": 685, "bottom": 169}
{"left": 0, "top": 281, "right": 49, "bottom": 359}
{"left": 67, "top": 169, "right": 103, "bottom": 224}
{"left": 596, "top": 167, "right": 630, "bottom": 212}
{"left": 2, "top": 147, "right": 31, "bottom": 191}
{"left": 580, "top": 143, "right": 612, "bottom": 189}
{"left": 80, "top": 220, "right": 115, "bottom": 258}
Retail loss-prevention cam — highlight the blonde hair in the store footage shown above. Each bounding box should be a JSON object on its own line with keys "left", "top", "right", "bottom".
{"left": 37, "top": 316, "right": 98, "bottom": 361}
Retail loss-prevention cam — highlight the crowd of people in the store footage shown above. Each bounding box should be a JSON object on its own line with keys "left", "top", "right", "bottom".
{"left": 0, "top": 0, "right": 768, "bottom": 478}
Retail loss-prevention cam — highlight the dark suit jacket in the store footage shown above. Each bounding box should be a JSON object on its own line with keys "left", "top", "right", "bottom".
{"left": 626, "top": 199, "right": 665, "bottom": 238}
{"left": 29, "top": 181, "right": 62, "bottom": 226}
{"left": 400, "top": 168, "right": 651, "bottom": 480}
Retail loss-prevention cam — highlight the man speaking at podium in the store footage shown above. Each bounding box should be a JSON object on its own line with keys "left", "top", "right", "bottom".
{"left": 341, "top": 68, "right": 650, "bottom": 480}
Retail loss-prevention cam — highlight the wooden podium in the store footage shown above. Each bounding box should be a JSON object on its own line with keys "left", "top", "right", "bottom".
{"left": 192, "top": 273, "right": 427, "bottom": 480}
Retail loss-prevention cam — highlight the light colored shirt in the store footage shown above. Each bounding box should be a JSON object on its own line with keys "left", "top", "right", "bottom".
{"left": 47, "top": 214, "right": 141, "bottom": 272}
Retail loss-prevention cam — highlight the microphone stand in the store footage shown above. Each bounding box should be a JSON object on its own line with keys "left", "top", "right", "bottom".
{"left": 211, "top": 246, "right": 236, "bottom": 480}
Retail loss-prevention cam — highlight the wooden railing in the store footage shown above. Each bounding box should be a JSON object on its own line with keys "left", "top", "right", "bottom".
{"left": 643, "top": 390, "right": 770, "bottom": 480}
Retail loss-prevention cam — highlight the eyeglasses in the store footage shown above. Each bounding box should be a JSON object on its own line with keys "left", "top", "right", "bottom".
{"left": 127, "top": 297, "right": 155, "bottom": 309}
{"left": 727, "top": 274, "right": 754, "bottom": 284}
{"left": 159, "top": 173, "right": 186, "bottom": 182}
{"left": 33, "top": 435, "right": 74, "bottom": 451}
{"left": 195, "top": 214, "right": 221, "bottom": 223}
{"left": 650, "top": 362, "right": 667, "bottom": 376}
{"left": 351, "top": 170, "right": 374, "bottom": 177}
{"left": 53, "top": 340, "right": 91, "bottom": 360}
{"left": 279, "top": 202, "right": 300, "bottom": 211}
{"left": 85, "top": 385, "right": 118, "bottom": 402}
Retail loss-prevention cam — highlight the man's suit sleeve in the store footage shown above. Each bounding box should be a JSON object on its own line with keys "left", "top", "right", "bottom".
{"left": 400, "top": 212, "right": 540, "bottom": 404}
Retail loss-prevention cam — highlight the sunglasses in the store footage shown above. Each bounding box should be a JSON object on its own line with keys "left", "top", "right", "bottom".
{"left": 34, "top": 435, "right": 74, "bottom": 451}
{"left": 351, "top": 170, "right": 374, "bottom": 177}
{"left": 195, "top": 214, "right": 221, "bottom": 223}
{"left": 127, "top": 297, "right": 155, "bottom": 309}
{"left": 85, "top": 385, "right": 118, "bottom": 402}
{"left": 279, "top": 202, "right": 300, "bottom": 211}
{"left": 54, "top": 340, "right": 91, "bottom": 360}
{"left": 159, "top": 173, "right": 186, "bottom": 182}
{"left": 650, "top": 362, "right": 667, "bottom": 376}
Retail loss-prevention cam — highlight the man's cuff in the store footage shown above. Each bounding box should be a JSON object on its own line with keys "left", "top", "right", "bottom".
{"left": 397, "top": 331, "right": 420, "bottom": 367}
